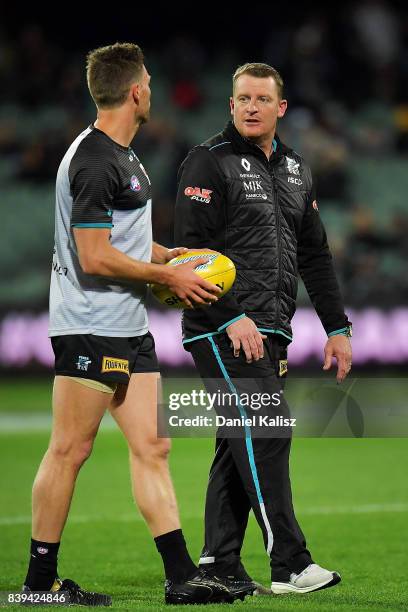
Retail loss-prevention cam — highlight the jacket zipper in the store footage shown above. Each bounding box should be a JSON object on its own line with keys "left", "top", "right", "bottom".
{"left": 271, "top": 168, "right": 282, "bottom": 328}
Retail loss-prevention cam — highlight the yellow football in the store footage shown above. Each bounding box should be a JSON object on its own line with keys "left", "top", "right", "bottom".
{"left": 151, "top": 250, "right": 236, "bottom": 308}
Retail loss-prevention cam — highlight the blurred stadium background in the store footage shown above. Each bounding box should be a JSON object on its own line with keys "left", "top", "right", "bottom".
{"left": 2, "top": 3, "right": 408, "bottom": 374}
{"left": 1, "top": 5, "right": 407, "bottom": 609}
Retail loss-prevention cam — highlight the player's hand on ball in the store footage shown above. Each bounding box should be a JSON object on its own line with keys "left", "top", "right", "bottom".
{"left": 165, "top": 247, "right": 189, "bottom": 263}
{"left": 323, "top": 335, "right": 352, "bottom": 383}
{"left": 152, "top": 250, "right": 235, "bottom": 308}
{"left": 166, "top": 258, "right": 222, "bottom": 308}
{"left": 226, "top": 316, "right": 267, "bottom": 363}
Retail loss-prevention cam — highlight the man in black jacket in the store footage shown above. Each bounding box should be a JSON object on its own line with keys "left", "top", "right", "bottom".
{"left": 174, "top": 63, "right": 352, "bottom": 596}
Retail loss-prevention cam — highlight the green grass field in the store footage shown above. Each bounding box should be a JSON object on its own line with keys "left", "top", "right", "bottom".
{"left": 0, "top": 380, "right": 407, "bottom": 610}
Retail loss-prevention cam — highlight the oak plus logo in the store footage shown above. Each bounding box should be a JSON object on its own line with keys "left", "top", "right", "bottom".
{"left": 184, "top": 186, "right": 212, "bottom": 203}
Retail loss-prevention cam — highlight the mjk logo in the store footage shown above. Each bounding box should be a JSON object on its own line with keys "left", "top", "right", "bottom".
{"left": 241, "top": 158, "right": 251, "bottom": 171}
{"left": 244, "top": 180, "right": 263, "bottom": 191}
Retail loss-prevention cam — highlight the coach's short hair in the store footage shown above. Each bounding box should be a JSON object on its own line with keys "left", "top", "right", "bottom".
{"left": 233, "top": 63, "right": 284, "bottom": 98}
{"left": 86, "top": 42, "right": 144, "bottom": 109}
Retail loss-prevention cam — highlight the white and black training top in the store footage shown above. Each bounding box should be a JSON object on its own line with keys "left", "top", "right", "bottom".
{"left": 49, "top": 124, "right": 152, "bottom": 338}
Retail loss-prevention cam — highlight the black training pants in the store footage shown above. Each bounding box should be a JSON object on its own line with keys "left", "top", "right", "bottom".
{"left": 189, "top": 333, "right": 312, "bottom": 581}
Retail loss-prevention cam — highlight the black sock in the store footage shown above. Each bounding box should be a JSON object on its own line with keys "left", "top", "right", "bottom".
{"left": 154, "top": 529, "right": 197, "bottom": 583}
{"left": 24, "top": 539, "right": 60, "bottom": 591}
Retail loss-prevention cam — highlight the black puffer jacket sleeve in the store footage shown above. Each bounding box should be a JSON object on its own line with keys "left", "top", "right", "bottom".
{"left": 297, "top": 179, "right": 350, "bottom": 335}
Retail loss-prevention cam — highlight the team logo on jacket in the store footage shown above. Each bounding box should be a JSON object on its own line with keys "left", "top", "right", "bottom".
{"left": 241, "top": 158, "right": 251, "bottom": 171}
{"left": 285, "top": 157, "right": 300, "bottom": 176}
{"left": 130, "top": 175, "right": 141, "bottom": 191}
{"left": 184, "top": 186, "right": 212, "bottom": 204}
{"left": 101, "top": 357, "right": 130, "bottom": 375}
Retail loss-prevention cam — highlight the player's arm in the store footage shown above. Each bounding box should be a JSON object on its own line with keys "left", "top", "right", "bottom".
{"left": 70, "top": 161, "right": 220, "bottom": 307}
{"left": 175, "top": 147, "right": 265, "bottom": 362}
{"left": 74, "top": 228, "right": 185, "bottom": 282}
{"left": 297, "top": 179, "right": 352, "bottom": 382}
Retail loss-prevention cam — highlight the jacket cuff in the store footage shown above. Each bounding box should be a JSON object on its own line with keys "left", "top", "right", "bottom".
{"left": 202, "top": 292, "right": 245, "bottom": 331}
{"left": 327, "top": 324, "right": 352, "bottom": 338}
{"left": 217, "top": 313, "right": 246, "bottom": 332}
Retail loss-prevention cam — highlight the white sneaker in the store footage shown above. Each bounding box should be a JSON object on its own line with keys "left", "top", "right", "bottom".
{"left": 271, "top": 563, "right": 341, "bottom": 594}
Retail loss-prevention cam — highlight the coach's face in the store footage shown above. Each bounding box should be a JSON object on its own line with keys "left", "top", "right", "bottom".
{"left": 133, "top": 65, "right": 151, "bottom": 124}
{"left": 230, "top": 75, "right": 287, "bottom": 143}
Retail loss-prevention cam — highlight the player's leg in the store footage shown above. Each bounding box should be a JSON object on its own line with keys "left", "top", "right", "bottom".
{"left": 202, "top": 334, "right": 340, "bottom": 594}
{"left": 32, "top": 377, "right": 108, "bottom": 542}
{"left": 190, "top": 335, "right": 337, "bottom": 592}
{"left": 108, "top": 332, "right": 233, "bottom": 604}
{"left": 24, "top": 375, "right": 110, "bottom": 602}
{"left": 199, "top": 437, "right": 264, "bottom": 598}
{"left": 200, "top": 437, "right": 251, "bottom": 575}
{"left": 188, "top": 340, "right": 252, "bottom": 578}
{"left": 110, "top": 373, "right": 180, "bottom": 537}
{"left": 188, "top": 340, "right": 264, "bottom": 598}
{"left": 211, "top": 335, "right": 312, "bottom": 573}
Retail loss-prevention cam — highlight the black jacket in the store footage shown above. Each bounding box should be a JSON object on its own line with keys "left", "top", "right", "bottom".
{"left": 174, "top": 121, "right": 350, "bottom": 345}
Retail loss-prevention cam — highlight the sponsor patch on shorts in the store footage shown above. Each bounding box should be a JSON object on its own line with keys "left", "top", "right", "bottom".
{"left": 101, "top": 356, "right": 130, "bottom": 375}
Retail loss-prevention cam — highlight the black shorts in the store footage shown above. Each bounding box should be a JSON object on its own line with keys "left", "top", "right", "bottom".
{"left": 51, "top": 331, "right": 160, "bottom": 385}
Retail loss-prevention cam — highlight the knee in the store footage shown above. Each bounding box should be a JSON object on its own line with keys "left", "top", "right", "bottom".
{"left": 48, "top": 437, "right": 94, "bottom": 471}
{"left": 130, "top": 436, "right": 171, "bottom": 465}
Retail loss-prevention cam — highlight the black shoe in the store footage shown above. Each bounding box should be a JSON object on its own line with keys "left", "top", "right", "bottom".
{"left": 22, "top": 578, "right": 112, "bottom": 606}
{"left": 200, "top": 569, "right": 257, "bottom": 601}
{"left": 165, "top": 570, "right": 233, "bottom": 605}
{"left": 202, "top": 560, "right": 270, "bottom": 597}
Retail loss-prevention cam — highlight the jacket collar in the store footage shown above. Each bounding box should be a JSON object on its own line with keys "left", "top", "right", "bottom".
{"left": 223, "top": 121, "right": 290, "bottom": 160}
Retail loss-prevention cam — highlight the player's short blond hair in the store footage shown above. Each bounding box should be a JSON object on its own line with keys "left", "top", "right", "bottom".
{"left": 86, "top": 42, "right": 144, "bottom": 109}
{"left": 233, "top": 63, "right": 284, "bottom": 99}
